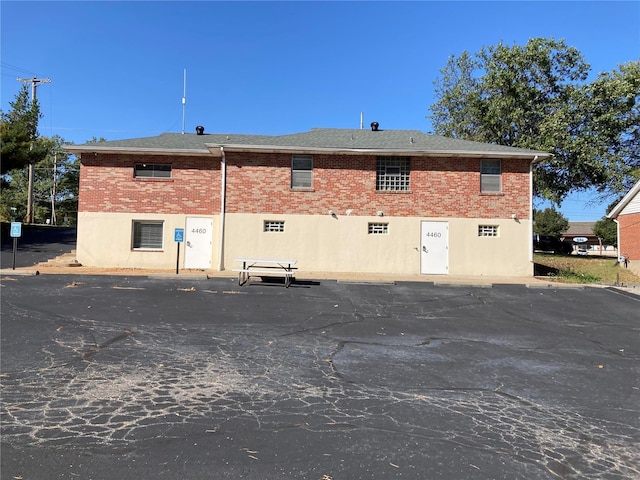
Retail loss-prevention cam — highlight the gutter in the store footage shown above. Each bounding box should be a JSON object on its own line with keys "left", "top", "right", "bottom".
{"left": 217, "top": 147, "right": 226, "bottom": 271}
{"left": 204, "top": 143, "right": 553, "bottom": 160}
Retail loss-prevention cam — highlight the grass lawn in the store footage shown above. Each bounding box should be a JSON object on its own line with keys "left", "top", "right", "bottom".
{"left": 534, "top": 253, "right": 640, "bottom": 285}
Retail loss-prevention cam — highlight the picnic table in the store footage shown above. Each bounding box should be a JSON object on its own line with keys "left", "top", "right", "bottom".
{"left": 233, "top": 258, "right": 297, "bottom": 288}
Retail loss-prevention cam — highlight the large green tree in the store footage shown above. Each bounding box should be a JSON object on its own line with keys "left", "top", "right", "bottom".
{"left": 593, "top": 217, "right": 617, "bottom": 247}
{"left": 0, "top": 85, "right": 45, "bottom": 175}
{"left": 429, "top": 38, "right": 640, "bottom": 204}
{"left": 0, "top": 135, "right": 78, "bottom": 224}
{"left": 533, "top": 207, "right": 569, "bottom": 236}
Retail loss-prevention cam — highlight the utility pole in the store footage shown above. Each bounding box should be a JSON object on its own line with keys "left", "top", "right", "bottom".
{"left": 17, "top": 76, "right": 51, "bottom": 224}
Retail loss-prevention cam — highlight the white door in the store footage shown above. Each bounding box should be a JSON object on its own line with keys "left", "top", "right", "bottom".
{"left": 184, "top": 217, "right": 213, "bottom": 269}
{"left": 420, "top": 221, "right": 449, "bottom": 275}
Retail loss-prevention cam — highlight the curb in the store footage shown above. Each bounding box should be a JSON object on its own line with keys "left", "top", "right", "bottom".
{"left": 0, "top": 269, "right": 40, "bottom": 276}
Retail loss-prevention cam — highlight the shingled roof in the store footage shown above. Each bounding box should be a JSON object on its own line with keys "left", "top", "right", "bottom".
{"left": 65, "top": 128, "right": 552, "bottom": 159}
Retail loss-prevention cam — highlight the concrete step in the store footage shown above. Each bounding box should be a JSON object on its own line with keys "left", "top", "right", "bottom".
{"left": 42, "top": 250, "right": 82, "bottom": 267}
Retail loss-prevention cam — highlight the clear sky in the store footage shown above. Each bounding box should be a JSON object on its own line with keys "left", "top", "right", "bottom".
{"left": 2, "top": 1, "right": 639, "bottom": 220}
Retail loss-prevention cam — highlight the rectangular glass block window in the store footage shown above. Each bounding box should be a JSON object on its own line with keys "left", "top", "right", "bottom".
{"left": 132, "top": 220, "right": 164, "bottom": 249}
{"left": 134, "top": 163, "right": 172, "bottom": 178}
{"left": 264, "top": 221, "right": 285, "bottom": 232}
{"left": 480, "top": 159, "right": 501, "bottom": 193}
{"left": 376, "top": 157, "right": 410, "bottom": 191}
{"left": 291, "top": 155, "right": 313, "bottom": 188}
{"left": 478, "top": 225, "right": 499, "bottom": 237}
{"left": 368, "top": 223, "right": 389, "bottom": 234}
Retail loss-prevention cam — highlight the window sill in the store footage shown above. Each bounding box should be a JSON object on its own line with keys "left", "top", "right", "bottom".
{"left": 131, "top": 248, "right": 164, "bottom": 252}
{"left": 479, "top": 192, "right": 504, "bottom": 196}
{"left": 290, "top": 187, "right": 315, "bottom": 192}
{"left": 376, "top": 190, "right": 412, "bottom": 194}
{"left": 134, "top": 177, "right": 174, "bottom": 182}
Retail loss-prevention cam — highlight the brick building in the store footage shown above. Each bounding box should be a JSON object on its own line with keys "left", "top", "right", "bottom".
{"left": 65, "top": 127, "right": 551, "bottom": 277}
{"left": 607, "top": 179, "right": 640, "bottom": 275}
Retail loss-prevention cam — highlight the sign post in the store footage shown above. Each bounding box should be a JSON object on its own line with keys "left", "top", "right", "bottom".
{"left": 174, "top": 228, "right": 184, "bottom": 274}
{"left": 10, "top": 222, "right": 22, "bottom": 270}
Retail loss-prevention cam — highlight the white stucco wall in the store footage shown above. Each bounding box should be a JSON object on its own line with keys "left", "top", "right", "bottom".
{"left": 78, "top": 212, "right": 533, "bottom": 277}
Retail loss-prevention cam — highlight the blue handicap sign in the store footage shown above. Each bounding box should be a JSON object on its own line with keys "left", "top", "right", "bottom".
{"left": 10, "top": 222, "right": 22, "bottom": 238}
{"left": 174, "top": 228, "right": 184, "bottom": 243}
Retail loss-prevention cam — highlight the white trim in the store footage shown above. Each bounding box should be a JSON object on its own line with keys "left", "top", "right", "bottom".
{"left": 607, "top": 179, "right": 640, "bottom": 218}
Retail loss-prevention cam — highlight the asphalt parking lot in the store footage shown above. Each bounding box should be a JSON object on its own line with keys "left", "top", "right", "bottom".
{"left": 1, "top": 273, "right": 639, "bottom": 479}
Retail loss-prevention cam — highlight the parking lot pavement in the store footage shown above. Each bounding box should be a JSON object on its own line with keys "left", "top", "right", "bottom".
{"left": 1, "top": 274, "right": 639, "bottom": 479}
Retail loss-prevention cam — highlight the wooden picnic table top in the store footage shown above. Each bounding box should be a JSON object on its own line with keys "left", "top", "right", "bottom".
{"left": 235, "top": 258, "right": 297, "bottom": 265}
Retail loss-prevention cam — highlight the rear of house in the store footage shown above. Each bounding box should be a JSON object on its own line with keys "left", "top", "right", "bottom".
{"left": 65, "top": 127, "right": 550, "bottom": 277}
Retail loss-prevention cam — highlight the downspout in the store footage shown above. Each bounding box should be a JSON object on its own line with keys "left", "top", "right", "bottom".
{"left": 217, "top": 147, "right": 226, "bottom": 271}
{"left": 613, "top": 218, "right": 621, "bottom": 262}
{"left": 529, "top": 155, "right": 538, "bottom": 264}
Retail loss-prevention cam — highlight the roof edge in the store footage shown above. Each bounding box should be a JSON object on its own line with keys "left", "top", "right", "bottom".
{"left": 206, "top": 143, "right": 552, "bottom": 159}
{"left": 64, "top": 145, "right": 212, "bottom": 157}
{"left": 607, "top": 179, "right": 640, "bottom": 218}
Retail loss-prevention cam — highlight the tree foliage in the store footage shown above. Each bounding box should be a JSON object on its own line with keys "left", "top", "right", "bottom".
{"left": 0, "top": 85, "right": 45, "bottom": 175}
{"left": 593, "top": 217, "right": 618, "bottom": 247}
{"left": 429, "top": 38, "right": 640, "bottom": 204}
{"left": 533, "top": 207, "right": 569, "bottom": 236}
{"left": 0, "top": 135, "right": 79, "bottom": 224}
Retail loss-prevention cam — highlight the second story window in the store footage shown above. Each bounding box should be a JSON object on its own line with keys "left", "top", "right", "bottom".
{"left": 291, "top": 155, "right": 313, "bottom": 189}
{"left": 376, "top": 156, "right": 410, "bottom": 191}
{"left": 134, "top": 163, "right": 171, "bottom": 178}
{"left": 480, "top": 159, "right": 501, "bottom": 193}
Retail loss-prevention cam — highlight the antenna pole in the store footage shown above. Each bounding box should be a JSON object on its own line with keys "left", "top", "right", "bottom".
{"left": 360, "top": 112, "right": 363, "bottom": 130}
{"left": 17, "top": 76, "right": 51, "bottom": 224}
{"left": 181, "top": 69, "right": 187, "bottom": 134}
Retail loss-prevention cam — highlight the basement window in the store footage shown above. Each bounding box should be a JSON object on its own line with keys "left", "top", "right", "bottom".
{"left": 132, "top": 220, "right": 164, "bottom": 249}
{"left": 264, "top": 221, "right": 285, "bottom": 232}
{"left": 134, "top": 163, "right": 172, "bottom": 178}
{"left": 478, "top": 225, "right": 499, "bottom": 237}
{"left": 368, "top": 223, "right": 389, "bottom": 235}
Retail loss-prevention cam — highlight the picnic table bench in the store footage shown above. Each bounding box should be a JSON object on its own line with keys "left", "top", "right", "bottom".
{"left": 233, "top": 258, "right": 297, "bottom": 287}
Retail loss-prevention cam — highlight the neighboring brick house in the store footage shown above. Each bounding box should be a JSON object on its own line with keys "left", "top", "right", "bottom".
{"left": 65, "top": 126, "right": 551, "bottom": 277}
{"left": 607, "top": 179, "right": 640, "bottom": 275}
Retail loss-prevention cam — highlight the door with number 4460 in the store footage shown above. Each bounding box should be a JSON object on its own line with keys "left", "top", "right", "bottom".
{"left": 420, "top": 221, "right": 448, "bottom": 275}
{"left": 184, "top": 217, "right": 213, "bottom": 269}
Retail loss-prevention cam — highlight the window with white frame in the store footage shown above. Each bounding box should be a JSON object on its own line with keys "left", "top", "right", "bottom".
{"left": 132, "top": 220, "right": 164, "bottom": 249}
{"left": 368, "top": 222, "right": 389, "bottom": 234}
{"left": 376, "top": 156, "right": 410, "bottom": 191}
{"left": 264, "top": 220, "right": 285, "bottom": 232}
{"left": 480, "top": 159, "right": 501, "bottom": 193}
{"left": 478, "top": 225, "right": 499, "bottom": 237}
{"left": 291, "top": 155, "right": 313, "bottom": 189}
{"left": 134, "top": 163, "right": 171, "bottom": 178}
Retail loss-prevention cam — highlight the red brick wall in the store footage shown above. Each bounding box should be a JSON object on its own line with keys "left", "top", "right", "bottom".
{"left": 79, "top": 154, "right": 220, "bottom": 214}
{"left": 225, "top": 153, "right": 532, "bottom": 219}
{"left": 619, "top": 212, "right": 640, "bottom": 260}
{"left": 80, "top": 152, "right": 532, "bottom": 219}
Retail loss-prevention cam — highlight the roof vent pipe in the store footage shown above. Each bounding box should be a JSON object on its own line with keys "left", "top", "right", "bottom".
{"left": 370, "top": 122, "right": 379, "bottom": 131}
{"left": 196, "top": 126, "right": 205, "bottom": 135}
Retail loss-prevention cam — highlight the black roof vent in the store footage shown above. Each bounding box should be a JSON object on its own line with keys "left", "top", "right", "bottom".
{"left": 370, "top": 122, "right": 379, "bottom": 131}
{"left": 195, "top": 126, "right": 205, "bottom": 135}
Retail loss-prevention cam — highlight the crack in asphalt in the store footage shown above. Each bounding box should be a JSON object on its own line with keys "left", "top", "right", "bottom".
{"left": 1, "top": 284, "right": 638, "bottom": 479}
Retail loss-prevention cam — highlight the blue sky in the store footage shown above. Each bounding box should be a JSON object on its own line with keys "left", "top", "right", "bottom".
{"left": 2, "top": 1, "right": 639, "bottom": 220}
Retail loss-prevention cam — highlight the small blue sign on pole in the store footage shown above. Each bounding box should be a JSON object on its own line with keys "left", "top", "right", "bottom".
{"left": 174, "top": 228, "right": 184, "bottom": 275}
{"left": 10, "top": 222, "right": 22, "bottom": 238}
